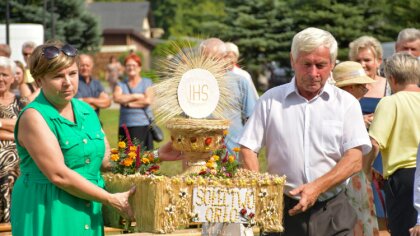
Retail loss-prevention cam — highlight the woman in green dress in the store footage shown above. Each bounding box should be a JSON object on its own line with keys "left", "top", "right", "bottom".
{"left": 10, "top": 41, "right": 135, "bottom": 236}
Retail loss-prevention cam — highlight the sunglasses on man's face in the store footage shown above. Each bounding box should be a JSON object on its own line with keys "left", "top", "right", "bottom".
{"left": 42, "top": 44, "right": 78, "bottom": 60}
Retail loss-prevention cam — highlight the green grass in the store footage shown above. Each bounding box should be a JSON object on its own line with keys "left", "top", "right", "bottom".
{"left": 100, "top": 108, "right": 267, "bottom": 176}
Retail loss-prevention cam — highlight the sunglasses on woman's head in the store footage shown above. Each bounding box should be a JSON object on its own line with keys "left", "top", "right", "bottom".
{"left": 42, "top": 44, "right": 78, "bottom": 60}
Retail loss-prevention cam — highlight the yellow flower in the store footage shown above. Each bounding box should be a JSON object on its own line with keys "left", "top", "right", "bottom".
{"left": 142, "top": 157, "right": 150, "bottom": 164}
{"left": 111, "top": 148, "right": 119, "bottom": 154}
{"left": 273, "top": 177, "right": 285, "bottom": 185}
{"left": 110, "top": 154, "right": 120, "bottom": 161}
{"left": 118, "top": 141, "right": 126, "bottom": 149}
{"left": 228, "top": 155, "right": 235, "bottom": 163}
{"left": 232, "top": 147, "right": 240, "bottom": 153}
{"left": 223, "top": 130, "right": 229, "bottom": 136}
{"left": 185, "top": 177, "right": 194, "bottom": 185}
{"left": 206, "top": 161, "right": 217, "bottom": 169}
{"left": 210, "top": 169, "right": 217, "bottom": 175}
{"left": 129, "top": 146, "right": 137, "bottom": 152}
{"left": 122, "top": 158, "right": 133, "bottom": 167}
{"left": 128, "top": 151, "right": 137, "bottom": 159}
{"left": 211, "top": 155, "right": 220, "bottom": 161}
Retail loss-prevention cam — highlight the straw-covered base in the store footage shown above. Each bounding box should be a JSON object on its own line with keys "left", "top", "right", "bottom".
{"left": 103, "top": 170, "right": 286, "bottom": 234}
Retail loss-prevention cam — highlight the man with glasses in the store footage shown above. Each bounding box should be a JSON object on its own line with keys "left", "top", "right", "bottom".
{"left": 76, "top": 54, "right": 111, "bottom": 116}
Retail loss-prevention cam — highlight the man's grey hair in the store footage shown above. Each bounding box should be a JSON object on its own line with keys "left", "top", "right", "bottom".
{"left": 291, "top": 27, "right": 338, "bottom": 63}
{"left": 199, "top": 38, "right": 227, "bottom": 57}
{"left": 0, "top": 56, "right": 17, "bottom": 76}
{"left": 22, "top": 41, "right": 37, "bottom": 51}
{"left": 384, "top": 52, "right": 420, "bottom": 85}
{"left": 397, "top": 28, "right": 420, "bottom": 43}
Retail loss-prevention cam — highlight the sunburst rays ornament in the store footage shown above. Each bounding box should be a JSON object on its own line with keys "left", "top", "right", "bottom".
{"left": 151, "top": 41, "right": 237, "bottom": 174}
{"left": 152, "top": 43, "right": 237, "bottom": 124}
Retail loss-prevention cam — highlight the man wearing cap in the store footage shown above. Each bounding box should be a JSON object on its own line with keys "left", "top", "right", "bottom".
{"left": 239, "top": 27, "right": 371, "bottom": 236}
{"left": 333, "top": 61, "right": 379, "bottom": 234}
{"left": 225, "top": 42, "right": 259, "bottom": 98}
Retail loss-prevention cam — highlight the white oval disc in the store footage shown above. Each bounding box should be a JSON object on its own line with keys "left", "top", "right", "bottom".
{"left": 177, "top": 68, "right": 220, "bottom": 118}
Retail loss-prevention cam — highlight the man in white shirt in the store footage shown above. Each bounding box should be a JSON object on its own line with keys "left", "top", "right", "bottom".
{"left": 239, "top": 27, "right": 371, "bottom": 236}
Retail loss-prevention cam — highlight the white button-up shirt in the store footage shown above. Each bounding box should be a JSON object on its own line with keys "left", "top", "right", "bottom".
{"left": 239, "top": 78, "right": 371, "bottom": 200}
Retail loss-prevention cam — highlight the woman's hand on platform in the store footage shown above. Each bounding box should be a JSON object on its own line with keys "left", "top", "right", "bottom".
{"left": 288, "top": 183, "right": 320, "bottom": 216}
{"left": 410, "top": 225, "right": 420, "bottom": 236}
{"left": 109, "top": 186, "right": 136, "bottom": 220}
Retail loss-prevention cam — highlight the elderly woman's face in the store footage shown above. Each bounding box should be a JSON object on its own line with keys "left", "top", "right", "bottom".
{"left": 354, "top": 48, "right": 381, "bottom": 79}
{"left": 38, "top": 62, "right": 78, "bottom": 106}
{"left": 0, "top": 66, "right": 14, "bottom": 94}
{"left": 125, "top": 59, "right": 141, "bottom": 78}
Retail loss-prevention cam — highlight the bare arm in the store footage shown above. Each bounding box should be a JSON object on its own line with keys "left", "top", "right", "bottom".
{"left": 126, "top": 87, "right": 153, "bottom": 108}
{"left": 363, "top": 137, "right": 380, "bottom": 181}
{"left": 288, "top": 147, "right": 362, "bottom": 216}
{"left": 0, "top": 130, "right": 14, "bottom": 141}
{"left": 18, "top": 109, "right": 135, "bottom": 218}
{"left": 113, "top": 86, "right": 144, "bottom": 104}
{"left": 0, "top": 118, "right": 17, "bottom": 132}
{"left": 157, "top": 141, "right": 184, "bottom": 161}
{"left": 81, "top": 92, "right": 111, "bottom": 109}
{"left": 240, "top": 146, "right": 259, "bottom": 172}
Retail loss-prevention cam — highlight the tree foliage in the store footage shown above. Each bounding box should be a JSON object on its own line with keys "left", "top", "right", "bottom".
{"left": 152, "top": 0, "right": 225, "bottom": 38}
{"left": 0, "top": 0, "right": 101, "bottom": 52}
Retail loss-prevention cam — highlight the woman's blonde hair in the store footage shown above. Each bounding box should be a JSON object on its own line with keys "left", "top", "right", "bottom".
{"left": 349, "top": 36, "right": 383, "bottom": 61}
{"left": 29, "top": 40, "right": 78, "bottom": 81}
{"left": 384, "top": 52, "right": 420, "bottom": 85}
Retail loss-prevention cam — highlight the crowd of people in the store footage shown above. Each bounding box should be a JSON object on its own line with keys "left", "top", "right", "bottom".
{"left": 0, "top": 26, "right": 419, "bottom": 236}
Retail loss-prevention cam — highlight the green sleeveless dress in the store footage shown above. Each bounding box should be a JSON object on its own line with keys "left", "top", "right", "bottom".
{"left": 11, "top": 92, "right": 105, "bottom": 236}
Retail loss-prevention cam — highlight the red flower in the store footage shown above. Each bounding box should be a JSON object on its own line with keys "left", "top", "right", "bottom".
{"left": 204, "top": 137, "right": 212, "bottom": 146}
{"left": 240, "top": 208, "right": 247, "bottom": 216}
{"left": 248, "top": 213, "right": 255, "bottom": 218}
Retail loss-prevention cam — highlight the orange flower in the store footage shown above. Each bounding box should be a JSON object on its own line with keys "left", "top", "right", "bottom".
{"left": 129, "top": 146, "right": 137, "bottom": 152}
{"left": 228, "top": 155, "right": 235, "bottom": 163}
{"left": 147, "top": 152, "right": 155, "bottom": 162}
{"left": 110, "top": 154, "right": 120, "bottom": 161}
{"left": 111, "top": 148, "right": 119, "bottom": 154}
{"left": 223, "top": 130, "right": 229, "bottom": 136}
{"left": 122, "top": 158, "right": 133, "bottom": 166}
{"left": 128, "top": 151, "right": 137, "bottom": 159}
{"left": 118, "top": 141, "right": 126, "bottom": 149}
{"left": 142, "top": 157, "right": 150, "bottom": 164}
{"left": 232, "top": 147, "right": 240, "bottom": 153}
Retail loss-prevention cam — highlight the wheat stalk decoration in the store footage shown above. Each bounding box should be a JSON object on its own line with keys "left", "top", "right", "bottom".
{"left": 151, "top": 41, "right": 237, "bottom": 125}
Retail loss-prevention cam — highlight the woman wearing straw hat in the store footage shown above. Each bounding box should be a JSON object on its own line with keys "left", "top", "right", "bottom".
{"left": 333, "top": 61, "right": 379, "bottom": 236}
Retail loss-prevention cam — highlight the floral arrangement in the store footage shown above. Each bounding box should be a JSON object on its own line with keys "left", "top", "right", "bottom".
{"left": 109, "top": 125, "right": 160, "bottom": 175}
{"left": 240, "top": 208, "right": 256, "bottom": 227}
{"left": 197, "top": 146, "right": 240, "bottom": 178}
